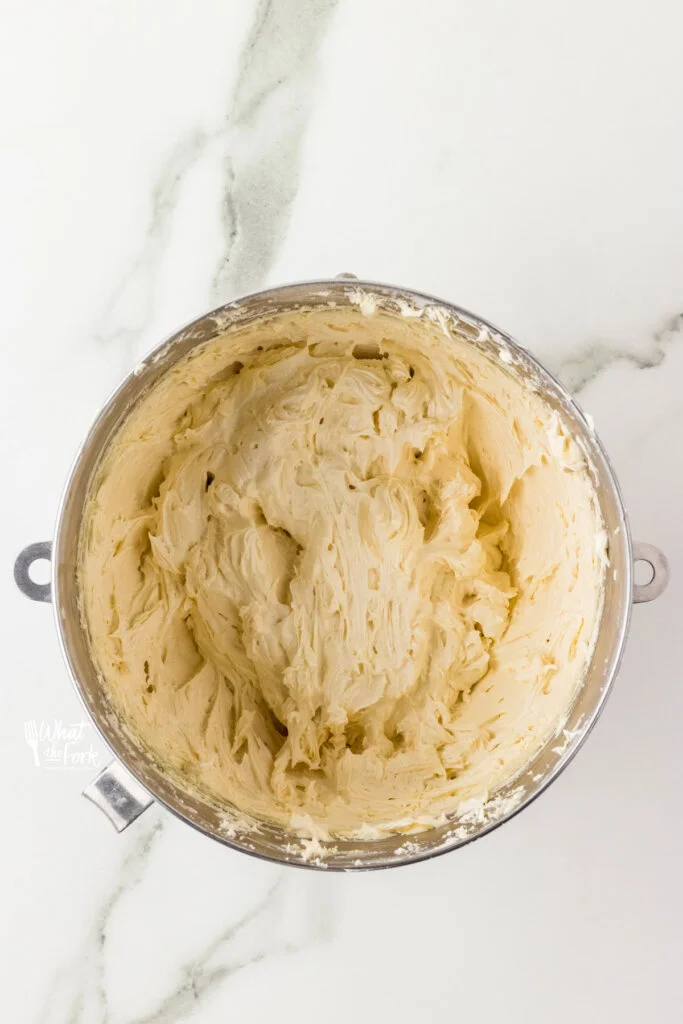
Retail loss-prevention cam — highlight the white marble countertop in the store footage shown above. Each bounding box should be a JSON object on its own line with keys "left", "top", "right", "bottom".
{"left": 2, "top": 1, "right": 682, "bottom": 1020}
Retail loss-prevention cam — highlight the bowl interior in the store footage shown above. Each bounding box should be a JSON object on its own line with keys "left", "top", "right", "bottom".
{"left": 53, "top": 281, "right": 632, "bottom": 869}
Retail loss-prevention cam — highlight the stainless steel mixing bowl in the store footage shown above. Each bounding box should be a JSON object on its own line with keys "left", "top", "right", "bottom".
{"left": 14, "top": 280, "right": 669, "bottom": 870}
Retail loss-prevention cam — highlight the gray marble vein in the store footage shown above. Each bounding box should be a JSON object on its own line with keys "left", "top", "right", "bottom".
{"left": 127, "top": 877, "right": 296, "bottom": 1024}
{"left": 38, "top": 812, "right": 165, "bottom": 1024}
{"left": 554, "top": 312, "right": 683, "bottom": 394}
{"left": 211, "top": 0, "right": 340, "bottom": 300}
{"left": 93, "top": 0, "right": 338, "bottom": 370}
{"left": 92, "top": 129, "right": 219, "bottom": 358}
{"left": 37, "top": 832, "right": 335, "bottom": 1024}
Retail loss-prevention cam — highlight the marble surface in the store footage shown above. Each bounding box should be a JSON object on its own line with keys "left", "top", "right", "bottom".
{"left": 2, "top": 1, "right": 682, "bottom": 1020}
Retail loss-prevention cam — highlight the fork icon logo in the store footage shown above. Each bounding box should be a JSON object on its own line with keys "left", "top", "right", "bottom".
{"left": 24, "top": 720, "right": 40, "bottom": 766}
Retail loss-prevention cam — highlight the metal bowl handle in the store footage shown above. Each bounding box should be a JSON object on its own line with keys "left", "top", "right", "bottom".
{"left": 14, "top": 542, "right": 52, "bottom": 603}
{"left": 633, "top": 542, "right": 669, "bottom": 604}
{"left": 14, "top": 544, "right": 154, "bottom": 830}
{"left": 83, "top": 760, "right": 154, "bottom": 831}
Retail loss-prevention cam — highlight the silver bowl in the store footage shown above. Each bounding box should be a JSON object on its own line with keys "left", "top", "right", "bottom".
{"left": 14, "top": 280, "right": 669, "bottom": 870}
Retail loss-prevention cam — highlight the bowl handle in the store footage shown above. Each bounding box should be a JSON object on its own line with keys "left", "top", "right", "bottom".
{"left": 632, "top": 542, "right": 669, "bottom": 604}
{"left": 83, "top": 760, "right": 154, "bottom": 832}
{"left": 15, "top": 544, "right": 154, "bottom": 831}
{"left": 14, "top": 542, "right": 52, "bottom": 603}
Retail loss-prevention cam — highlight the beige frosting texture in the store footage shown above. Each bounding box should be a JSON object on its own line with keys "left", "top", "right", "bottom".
{"left": 80, "top": 305, "right": 605, "bottom": 836}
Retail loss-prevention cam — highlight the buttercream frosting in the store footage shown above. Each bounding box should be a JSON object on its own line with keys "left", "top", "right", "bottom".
{"left": 79, "top": 304, "right": 605, "bottom": 836}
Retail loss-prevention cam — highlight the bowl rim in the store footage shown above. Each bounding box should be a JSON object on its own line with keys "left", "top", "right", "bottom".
{"left": 51, "top": 278, "right": 634, "bottom": 870}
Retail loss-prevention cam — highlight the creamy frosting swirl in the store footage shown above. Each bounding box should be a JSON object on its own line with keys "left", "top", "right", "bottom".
{"left": 80, "top": 305, "right": 604, "bottom": 836}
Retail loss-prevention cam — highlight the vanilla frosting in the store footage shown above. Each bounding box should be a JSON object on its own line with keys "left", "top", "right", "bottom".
{"left": 80, "top": 304, "right": 605, "bottom": 837}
